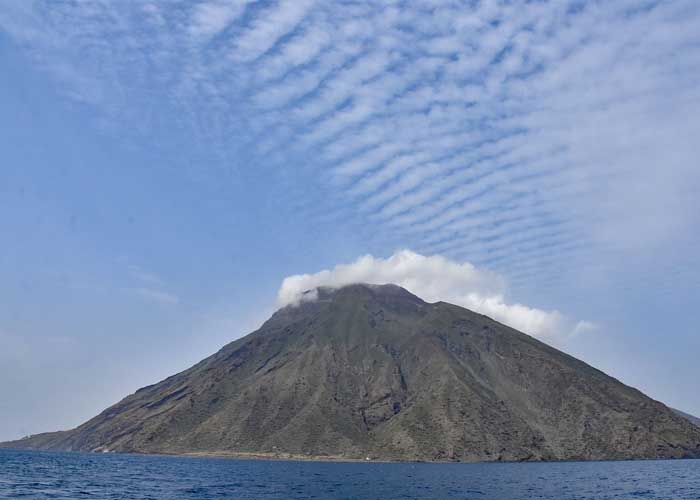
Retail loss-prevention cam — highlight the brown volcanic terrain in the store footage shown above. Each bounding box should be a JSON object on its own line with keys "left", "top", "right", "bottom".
{"left": 3, "top": 284, "right": 700, "bottom": 462}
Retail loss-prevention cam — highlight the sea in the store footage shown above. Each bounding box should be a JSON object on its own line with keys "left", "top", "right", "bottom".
{"left": 0, "top": 449, "right": 698, "bottom": 499}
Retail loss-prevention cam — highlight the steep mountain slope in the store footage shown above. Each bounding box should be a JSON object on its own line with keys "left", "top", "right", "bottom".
{"left": 673, "top": 409, "right": 700, "bottom": 428}
{"left": 4, "top": 284, "right": 700, "bottom": 462}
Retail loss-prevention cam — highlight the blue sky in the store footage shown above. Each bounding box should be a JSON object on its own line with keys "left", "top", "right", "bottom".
{"left": 1, "top": 0, "right": 699, "bottom": 441}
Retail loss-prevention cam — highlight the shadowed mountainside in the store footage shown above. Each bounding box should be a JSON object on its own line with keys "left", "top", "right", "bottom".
{"left": 4, "top": 284, "right": 700, "bottom": 462}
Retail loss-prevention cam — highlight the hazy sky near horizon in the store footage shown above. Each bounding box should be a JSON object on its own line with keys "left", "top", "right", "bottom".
{"left": 1, "top": 0, "right": 699, "bottom": 441}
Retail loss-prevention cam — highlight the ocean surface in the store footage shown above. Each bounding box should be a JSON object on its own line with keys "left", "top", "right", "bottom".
{"left": 0, "top": 449, "right": 698, "bottom": 499}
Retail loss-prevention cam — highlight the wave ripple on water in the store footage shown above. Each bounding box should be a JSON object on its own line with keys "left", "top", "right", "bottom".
{"left": 0, "top": 449, "right": 699, "bottom": 499}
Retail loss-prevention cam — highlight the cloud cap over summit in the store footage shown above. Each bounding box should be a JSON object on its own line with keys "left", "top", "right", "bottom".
{"left": 278, "top": 250, "right": 592, "bottom": 343}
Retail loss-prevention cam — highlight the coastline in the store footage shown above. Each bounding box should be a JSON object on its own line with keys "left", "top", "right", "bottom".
{"left": 4, "top": 446, "right": 698, "bottom": 465}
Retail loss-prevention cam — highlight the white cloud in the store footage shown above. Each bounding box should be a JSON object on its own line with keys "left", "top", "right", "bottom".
{"left": 130, "top": 287, "right": 180, "bottom": 306}
{"left": 189, "top": 1, "right": 253, "bottom": 40}
{"left": 278, "top": 250, "right": 590, "bottom": 343}
{"left": 127, "top": 264, "right": 163, "bottom": 286}
{"left": 231, "top": 0, "right": 315, "bottom": 62}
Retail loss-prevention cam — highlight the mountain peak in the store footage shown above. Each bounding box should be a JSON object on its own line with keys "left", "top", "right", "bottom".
{"left": 311, "top": 282, "right": 425, "bottom": 303}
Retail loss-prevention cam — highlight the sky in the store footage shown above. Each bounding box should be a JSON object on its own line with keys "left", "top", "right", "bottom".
{"left": 0, "top": 0, "right": 699, "bottom": 442}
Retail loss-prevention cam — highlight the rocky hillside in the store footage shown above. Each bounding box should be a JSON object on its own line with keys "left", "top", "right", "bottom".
{"left": 4, "top": 284, "right": 700, "bottom": 462}
{"left": 673, "top": 409, "right": 700, "bottom": 428}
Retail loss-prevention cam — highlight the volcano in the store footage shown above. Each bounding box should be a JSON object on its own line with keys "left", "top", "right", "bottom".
{"left": 4, "top": 284, "right": 699, "bottom": 462}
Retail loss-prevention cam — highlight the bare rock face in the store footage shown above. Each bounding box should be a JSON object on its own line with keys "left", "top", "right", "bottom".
{"left": 5, "top": 284, "right": 700, "bottom": 462}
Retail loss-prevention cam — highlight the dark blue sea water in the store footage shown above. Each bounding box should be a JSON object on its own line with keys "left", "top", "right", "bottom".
{"left": 0, "top": 449, "right": 698, "bottom": 499}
